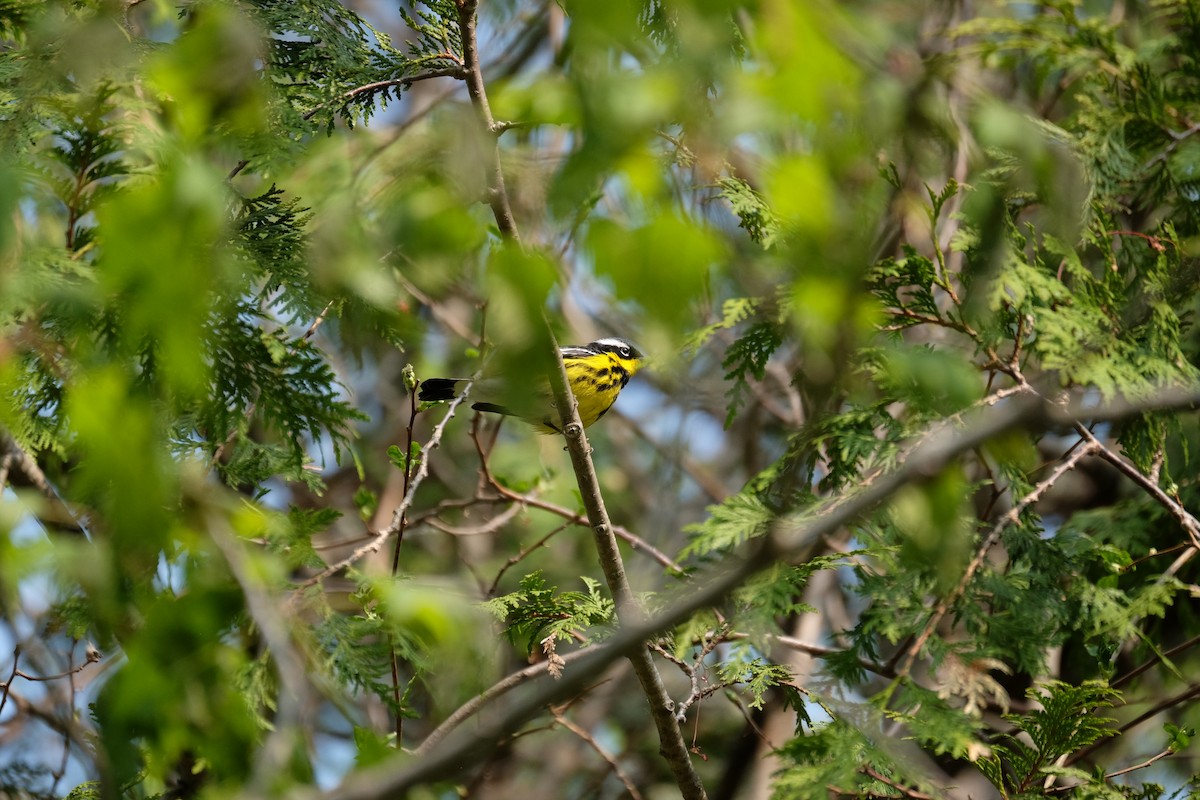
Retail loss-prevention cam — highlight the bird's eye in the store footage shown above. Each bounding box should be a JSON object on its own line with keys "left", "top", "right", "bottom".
{"left": 619, "top": 346, "right": 632, "bottom": 358}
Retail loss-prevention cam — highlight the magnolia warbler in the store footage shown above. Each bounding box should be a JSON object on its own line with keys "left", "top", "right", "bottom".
{"left": 418, "top": 337, "right": 644, "bottom": 433}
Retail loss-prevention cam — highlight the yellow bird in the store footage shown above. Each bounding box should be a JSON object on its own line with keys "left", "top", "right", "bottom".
{"left": 417, "top": 337, "right": 644, "bottom": 433}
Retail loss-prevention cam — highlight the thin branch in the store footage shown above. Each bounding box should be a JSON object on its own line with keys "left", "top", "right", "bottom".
{"left": 389, "top": 381, "right": 422, "bottom": 744}
{"left": 1067, "top": 683, "right": 1200, "bottom": 768}
{"left": 1112, "top": 632, "right": 1200, "bottom": 690}
{"left": 487, "top": 484, "right": 686, "bottom": 574}
{"left": 0, "top": 431, "right": 88, "bottom": 534}
{"left": 898, "top": 438, "right": 1101, "bottom": 678}
{"left": 13, "top": 647, "right": 101, "bottom": 682}
{"left": 0, "top": 646, "right": 20, "bottom": 720}
{"left": 1101, "top": 747, "right": 1174, "bottom": 780}
{"left": 1143, "top": 121, "right": 1200, "bottom": 169}
{"left": 301, "top": 68, "right": 466, "bottom": 122}
{"left": 396, "top": 273, "right": 481, "bottom": 347}
{"left": 612, "top": 409, "right": 727, "bottom": 504}
{"left": 764, "top": 633, "right": 893, "bottom": 678}
{"left": 544, "top": 331, "right": 707, "bottom": 799}
{"left": 879, "top": 307, "right": 978, "bottom": 337}
{"left": 1049, "top": 747, "right": 1178, "bottom": 794}
{"left": 51, "top": 642, "right": 77, "bottom": 791}
{"left": 293, "top": 385, "right": 472, "bottom": 590}
{"left": 655, "top": 633, "right": 723, "bottom": 723}
{"left": 487, "top": 518, "right": 572, "bottom": 597}
{"left": 455, "top": 0, "right": 519, "bottom": 239}
{"left": 426, "top": 502, "right": 524, "bottom": 538}
{"left": 860, "top": 766, "right": 937, "bottom": 800}
{"left": 227, "top": 159, "right": 250, "bottom": 181}
{"left": 1074, "top": 424, "right": 1200, "bottom": 550}
{"left": 468, "top": 420, "right": 685, "bottom": 573}
{"left": 413, "top": 646, "right": 600, "bottom": 756}
{"left": 552, "top": 708, "right": 646, "bottom": 800}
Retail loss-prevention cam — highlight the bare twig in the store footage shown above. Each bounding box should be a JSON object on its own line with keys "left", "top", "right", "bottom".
{"left": 1101, "top": 747, "right": 1175, "bottom": 780}
{"left": 396, "top": 274, "right": 481, "bottom": 347}
{"left": 413, "top": 646, "right": 600, "bottom": 756}
{"left": 13, "top": 648, "right": 101, "bottom": 683}
{"left": 861, "top": 765, "right": 937, "bottom": 800}
{"left": 467, "top": 419, "right": 685, "bottom": 573}
{"left": 1112, "top": 632, "right": 1200, "bottom": 690}
{"left": 487, "top": 518, "right": 572, "bottom": 597}
{"left": 426, "top": 502, "right": 524, "bottom": 538}
{"left": 1067, "top": 683, "right": 1200, "bottom": 768}
{"left": 1049, "top": 747, "right": 1177, "bottom": 794}
{"left": 0, "top": 431, "right": 88, "bottom": 534}
{"left": 1074, "top": 424, "right": 1200, "bottom": 550}
{"left": 227, "top": 160, "right": 250, "bottom": 181}
{"left": 897, "top": 438, "right": 1101, "bottom": 678}
{"left": 488, "top": 484, "right": 685, "bottom": 574}
{"left": 552, "top": 708, "right": 646, "bottom": 800}
{"left": 658, "top": 633, "right": 723, "bottom": 723}
{"left": 293, "top": 385, "right": 472, "bottom": 590}
{"left": 1144, "top": 121, "right": 1200, "bottom": 169}
{"left": 389, "top": 381, "right": 422, "bottom": 743}
{"left": 0, "top": 646, "right": 20, "bottom": 720}
{"left": 762, "top": 633, "right": 893, "bottom": 678}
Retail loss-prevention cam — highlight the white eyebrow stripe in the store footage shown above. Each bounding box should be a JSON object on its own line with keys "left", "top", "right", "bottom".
{"left": 592, "top": 337, "right": 630, "bottom": 350}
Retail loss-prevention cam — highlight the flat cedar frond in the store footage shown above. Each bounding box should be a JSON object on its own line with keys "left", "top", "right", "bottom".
{"left": 978, "top": 681, "right": 1119, "bottom": 797}
{"left": 483, "top": 572, "right": 615, "bottom": 654}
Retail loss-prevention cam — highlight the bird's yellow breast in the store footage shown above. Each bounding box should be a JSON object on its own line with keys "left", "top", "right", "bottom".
{"left": 538, "top": 351, "right": 640, "bottom": 432}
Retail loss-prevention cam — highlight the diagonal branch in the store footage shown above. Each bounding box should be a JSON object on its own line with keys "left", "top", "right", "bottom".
{"left": 209, "top": 511, "right": 317, "bottom": 791}
{"left": 413, "top": 646, "right": 599, "bottom": 755}
{"left": 897, "top": 438, "right": 1101, "bottom": 678}
{"left": 1073, "top": 423, "right": 1200, "bottom": 550}
{"left": 553, "top": 707, "right": 646, "bottom": 800}
{"left": 544, "top": 331, "right": 708, "bottom": 799}
{"left": 0, "top": 431, "right": 89, "bottom": 535}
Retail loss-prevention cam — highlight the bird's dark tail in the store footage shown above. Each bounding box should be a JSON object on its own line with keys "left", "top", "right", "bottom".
{"left": 417, "top": 378, "right": 463, "bottom": 402}
{"left": 471, "top": 402, "right": 517, "bottom": 417}
{"left": 419, "top": 380, "right": 519, "bottom": 419}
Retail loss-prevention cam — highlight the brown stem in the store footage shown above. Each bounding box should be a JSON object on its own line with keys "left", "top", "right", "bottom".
{"left": 0, "top": 646, "right": 21, "bottom": 719}
{"left": 897, "top": 439, "right": 1100, "bottom": 678}
{"left": 544, "top": 332, "right": 708, "bottom": 799}
{"left": 553, "top": 708, "right": 646, "bottom": 800}
{"left": 1112, "top": 631, "right": 1200, "bottom": 690}
{"left": 389, "top": 386, "right": 420, "bottom": 744}
{"left": 455, "top": 0, "right": 520, "bottom": 240}
{"left": 1066, "top": 683, "right": 1200, "bottom": 768}
{"left": 302, "top": 68, "right": 466, "bottom": 122}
